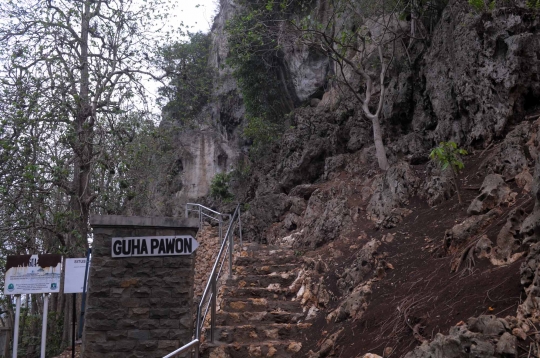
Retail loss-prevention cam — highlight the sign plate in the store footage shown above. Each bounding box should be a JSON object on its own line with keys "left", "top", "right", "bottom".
{"left": 64, "top": 258, "right": 89, "bottom": 293}
{"left": 4, "top": 254, "right": 62, "bottom": 295}
{"left": 111, "top": 236, "right": 199, "bottom": 258}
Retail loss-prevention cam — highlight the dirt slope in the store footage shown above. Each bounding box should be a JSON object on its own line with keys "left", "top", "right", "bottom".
{"left": 279, "top": 147, "right": 537, "bottom": 357}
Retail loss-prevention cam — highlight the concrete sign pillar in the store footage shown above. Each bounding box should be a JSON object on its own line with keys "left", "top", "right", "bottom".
{"left": 82, "top": 215, "right": 199, "bottom": 358}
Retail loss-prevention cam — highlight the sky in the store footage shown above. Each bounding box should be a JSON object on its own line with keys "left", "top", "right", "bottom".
{"left": 144, "top": 0, "right": 219, "bottom": 115}
{"left": 174, "top": 0, "right": 218, "bottom": 33}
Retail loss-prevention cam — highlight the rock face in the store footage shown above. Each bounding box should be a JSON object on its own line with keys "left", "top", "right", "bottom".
{"left": 282, "top": 43, "right": 330, "bottom": 102}
{"left": 414, "top": 1, "right": 540, "bottom": 146}
{"left": 177, "top": 130, "right": 238, "bottom": 202}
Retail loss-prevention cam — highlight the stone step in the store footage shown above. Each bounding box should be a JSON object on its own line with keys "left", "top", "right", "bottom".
{"left": 240, "top": 244, "right": 293, "bottom": 253}
{"left": 221, "top": 298, "right": 303, "bottom": 313}
{"left": 215, "top": 310, "right": 304, "bottom": 326}
{"left": 214, "top": 323, "right": 311, "bottom": 344}
{"left": 227, "top": 272, "right": 298, "bottom": 289}
{"left": 202, "top": 340, "right": 303, "bottom": 358}
{"left": 235, "top": 254, "right": 299, "bottom": 266}
{"left": 222, "top": 286, "right": 296, "bottom": 300}
{"left": 233, "top": 263, "right": 300, "bottom": 276}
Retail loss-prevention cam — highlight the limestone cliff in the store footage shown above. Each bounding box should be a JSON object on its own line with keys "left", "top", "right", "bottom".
{"left": 166, "top": 0, "right": 540, "bottom": 356}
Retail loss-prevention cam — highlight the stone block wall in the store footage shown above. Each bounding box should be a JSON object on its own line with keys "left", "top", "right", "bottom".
{"left": 82, "top": 215, "right": 199, "bottom": 358}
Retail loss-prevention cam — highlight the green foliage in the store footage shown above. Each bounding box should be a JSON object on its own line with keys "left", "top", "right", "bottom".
{"left": 158, "top": 32, "right": 213, "bottom": 124}
{"left": 468, "top": 0, "right": 496, "bottom": 12}
{"left": 243, "top": 116, "right": 280, "bottom": 153}
{"left": 6, "top": 297, "right": 64, "bottom": 357}
{"left": 210, "top": 172, "right": 233, "bottom": 201}
{"left": 526, "top": 0, "right": 540, "bottom": 9}
{"left": 429, "top": 141, "right": 468, "bottom": 173}
{"left": 226, "top": 0, "right": 311, "bottom": 151}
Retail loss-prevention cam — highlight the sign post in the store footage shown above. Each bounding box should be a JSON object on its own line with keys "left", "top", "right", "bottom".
{"left": 72, "top": 293, "right": 76, "bottom": 358}
{"left": 64, "top": 257, "right": 90, "bottom": 358}
{"left": 12, "top": 296, "right": 20, "bottom": 358}
{"left": 40, "top": 294, "right": 49, "bottom": 358}
{"left": 4, "top": 254, "right": 62, "bottom": 358}
{"left": 78, "top": 249, "right": 91, "bottom": 341}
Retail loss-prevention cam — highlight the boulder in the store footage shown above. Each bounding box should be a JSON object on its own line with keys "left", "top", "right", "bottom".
{"left": 520, "top": 157, "right": 540, "bottom": 245}
{"left": 467, "top": 174, "right": 513, "bottom": 216}
{"left": 517, "top": 246, "right": 540, "bottom": 322}
{"left": 337, "top": 239, "right": 380, "bottom": 293}
{"left": 491, "top": 208, "right": 528, "bottom": 265}
{"left": 366, "top": 161, "right": 419, "bottom": 228}
{"left": 326, "top": 284, "right": 372, "bottom": 323}
{"left": 444, "top": 208, "right": 501, "bottom": 254}
{"left": 404, "top": 316, "right": 515, "bottom": 358}
{"left": 299, "top": 188, "right": 352, "bottom": 248}
{"left": 420, "top": 168, "right": 455, "bottom": 207}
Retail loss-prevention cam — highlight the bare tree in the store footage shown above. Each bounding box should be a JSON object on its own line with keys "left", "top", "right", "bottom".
{"left": 290, "top": 0, "right": 413, "bottom": 170}
{"left": 0, "top": 0, "right": 174, "bottom": 349}
{"left": 0, "top": 0, "right": 172, "bottom": 251}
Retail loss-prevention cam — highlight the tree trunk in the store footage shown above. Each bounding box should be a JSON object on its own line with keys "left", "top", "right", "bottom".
{"left": 451, "top": 168, "right": 463, "bottom": 204}
{"left": 372, "top": 115, "right": 389, "bottom": 171}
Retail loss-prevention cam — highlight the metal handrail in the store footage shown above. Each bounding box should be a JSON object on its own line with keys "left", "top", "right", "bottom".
{"left": 185, "top": 203, "right": 232, "bottom": 243}
{"left": 162, "top": 339, "right": 200, "bottom": 358}
{"left": 163, "top": 204, "right": 242, "bottom": 358}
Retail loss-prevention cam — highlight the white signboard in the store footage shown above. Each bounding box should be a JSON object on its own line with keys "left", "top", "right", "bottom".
{"left": 4, "top": 254, "right": 62, "bottom": 295}
{"left": 64, "top": 258, "right": 89, "bottom": 293}
{"left": 111, "top": 236, "right": 199, "bottom": 258}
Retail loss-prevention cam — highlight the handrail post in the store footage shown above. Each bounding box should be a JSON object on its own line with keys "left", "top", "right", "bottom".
{"left": 228, "top": 227, "right": 234, "bottom": 279}
{"left": 219, "top": 217, "right": 222, "bottom": 245}
{"left": 238, "top": 206, "right": 243, "bottom": 246}
{"left": 185, "top": 204, "right": 188, "bottom": 219}
{"left": 198, "top": 206, "right": 202, "bottom": 229}
{"left": 210, "top": 274, "right": 217, "bottom": 343}
{"left": 195, "top": 305, "right": 201, "bottom": 340}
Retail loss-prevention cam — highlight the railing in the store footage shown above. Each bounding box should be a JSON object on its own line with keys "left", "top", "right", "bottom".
{"left": 185, "top": 203, "right": 230, "bottom": 243}
{"left": 163, "top": 204, "right": 242, "bottom": 358}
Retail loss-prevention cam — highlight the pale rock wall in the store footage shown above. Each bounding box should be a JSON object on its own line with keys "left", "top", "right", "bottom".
{"left": 176, "top": 130, "right": 237, "bottom": 202}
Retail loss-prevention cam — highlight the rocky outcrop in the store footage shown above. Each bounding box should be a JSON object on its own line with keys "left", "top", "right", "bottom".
{"left": 337, "top": 239, "right": 380, "bottom": 292}
{"left": 491, "top": 207, "right": 528, "bottom": 265}
{"left": 404, "top": 316, "right": 516, "bottom": 358}
{"left": 420, "top": 166, "right": 455, "bottom": 207}
{"left": 414, "top": 1, "right": 540, "bottom": 146}
{"left": 467, "top": 174, "right": 514, "bottom": 216}
{"left": 515, "top": 241, "right": 540, "bottom": 353}
{"left": 520, "top": 156, "right": 540, "bottom": 244}
{"left": 443, "top": 208, "right": 501, "bottom": 254}
{"left": 298, "top": 187, "right": 353, "bottom": 248}
{"left": 367, "top": 161, "right": 419, "bottom": 228}
{"left": 480, "top": 121, "right": 539, "bottom": 179}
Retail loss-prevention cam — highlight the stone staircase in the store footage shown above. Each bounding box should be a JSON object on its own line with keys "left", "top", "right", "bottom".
{"left": 202, "top": 243, "right": 308, "bottom": 357}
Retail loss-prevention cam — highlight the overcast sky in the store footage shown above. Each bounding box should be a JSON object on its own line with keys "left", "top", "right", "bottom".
{"left": 143, "top": 0, "right": 218, "bottom": 115}
{"left": 173, "top": 0, "right": 218, "bottom": 34}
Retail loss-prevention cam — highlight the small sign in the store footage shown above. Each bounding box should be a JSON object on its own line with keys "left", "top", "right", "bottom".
{"left": 111, "top": 236, "right": 199, "bottom": 258}
{"left": 4, "top": 254, "right": 62, "bottom": 295}
{"left": 64, "top": 258, "right": 89, "bottom": 293}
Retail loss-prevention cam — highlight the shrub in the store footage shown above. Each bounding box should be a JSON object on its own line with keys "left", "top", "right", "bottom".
{"left": 210, "top": 172, "right": 233, "bottom": 200}
{"left": 429, "top": 141, "right": 468, "bottom": 203}
{"left": 468, "top": 0, "right": 496, "bottom": 12}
